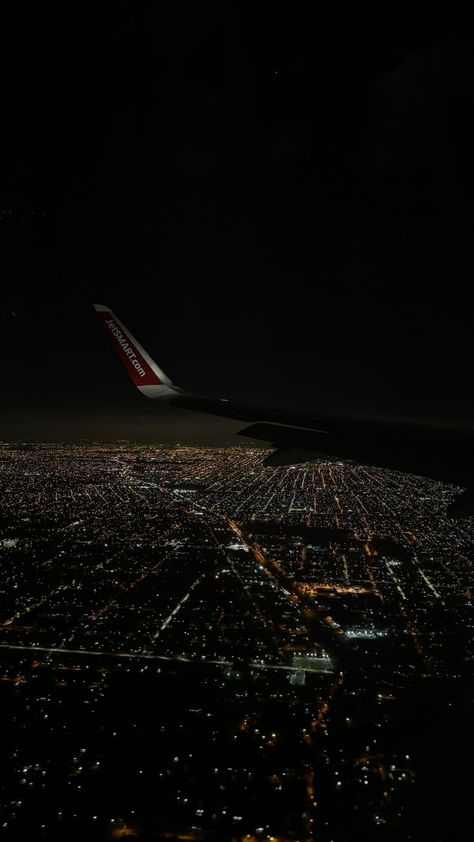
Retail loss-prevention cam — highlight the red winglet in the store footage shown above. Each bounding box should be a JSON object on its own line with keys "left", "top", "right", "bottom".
{"left": 94, "top": 304, "right": 176, "bottom": 395}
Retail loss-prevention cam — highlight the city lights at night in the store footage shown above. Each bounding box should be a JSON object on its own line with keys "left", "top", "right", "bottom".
{"left": 0, "top": 442, "right": 472, "bottom": 839}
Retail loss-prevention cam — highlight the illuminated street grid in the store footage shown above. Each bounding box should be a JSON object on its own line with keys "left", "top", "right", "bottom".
{"left": 0, "top": 442, "right": 472, "bottom": 841}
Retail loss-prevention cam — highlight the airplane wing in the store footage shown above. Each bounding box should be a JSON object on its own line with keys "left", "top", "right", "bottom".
{"left": 93, "top": 304, "right": 474, "bottom": 516}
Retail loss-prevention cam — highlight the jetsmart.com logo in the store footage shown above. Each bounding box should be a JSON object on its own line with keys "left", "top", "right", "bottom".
{"left": 105, "top": 319, "right": 146, "bottom": 378}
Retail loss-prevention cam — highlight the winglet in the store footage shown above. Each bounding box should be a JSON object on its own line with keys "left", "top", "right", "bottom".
{"left": 93, "top": 304, "right": 179, "bottom": 398}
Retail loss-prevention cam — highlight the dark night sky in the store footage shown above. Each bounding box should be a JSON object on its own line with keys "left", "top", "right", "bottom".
{"left": 1, "top": 3, "right": 474, "bottom": 441}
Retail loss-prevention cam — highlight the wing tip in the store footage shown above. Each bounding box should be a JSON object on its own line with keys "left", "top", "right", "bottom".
{"left": 93, "top": 302, "right": 178, "bottom": 393}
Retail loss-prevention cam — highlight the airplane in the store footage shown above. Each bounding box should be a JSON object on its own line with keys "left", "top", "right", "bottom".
{"left": 94, "top": 304, "right": 474, "bottom": 517}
